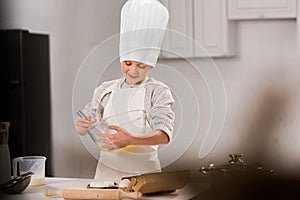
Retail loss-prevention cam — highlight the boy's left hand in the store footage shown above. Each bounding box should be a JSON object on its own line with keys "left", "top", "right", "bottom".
{"left": 99, "top": 125, "right": 134, "bottom": 149}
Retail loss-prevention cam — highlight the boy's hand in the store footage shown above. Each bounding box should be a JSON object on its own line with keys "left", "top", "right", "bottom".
{"left": 74, "top": 116, "right": 93, "bottom": 135}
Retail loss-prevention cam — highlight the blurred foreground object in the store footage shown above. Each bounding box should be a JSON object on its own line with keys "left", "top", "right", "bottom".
{"left": 0, "top": 122, "right": 11, "bottom": 184}
{"left": 189, "top": 154, "right": 300, "bottom": 200}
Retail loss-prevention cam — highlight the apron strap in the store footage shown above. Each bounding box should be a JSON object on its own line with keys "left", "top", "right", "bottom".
{"left": 96, "top": 81, "right": 119, "bottom": 120}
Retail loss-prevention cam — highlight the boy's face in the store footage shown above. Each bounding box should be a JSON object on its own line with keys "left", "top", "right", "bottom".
{"left": 121, "top": 61, "right": 152, "bottom": 85}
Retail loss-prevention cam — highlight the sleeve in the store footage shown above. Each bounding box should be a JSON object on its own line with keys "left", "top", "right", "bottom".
{"left": 149, "top": 85, "right": 175, "bottom": 141}
{"left": 90, "top": 86, "right": 102, "bottom": 110}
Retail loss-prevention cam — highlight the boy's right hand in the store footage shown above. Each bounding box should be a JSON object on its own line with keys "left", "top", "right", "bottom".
{"left": 74, "top": 116, "right": 93, "bottom": 135}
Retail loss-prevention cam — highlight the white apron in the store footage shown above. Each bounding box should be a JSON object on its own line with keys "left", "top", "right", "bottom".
{"left": 94, "top": 80, "right": 161, "bottom": 181}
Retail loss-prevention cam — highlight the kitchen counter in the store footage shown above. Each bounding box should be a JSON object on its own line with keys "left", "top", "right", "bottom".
{"left": 0, "top": 177, "right": 198, "bottom": 200}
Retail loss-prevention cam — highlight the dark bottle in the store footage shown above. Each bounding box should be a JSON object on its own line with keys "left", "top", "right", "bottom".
{"left": 0, "top": 122, "right": 11, "bottom": 183}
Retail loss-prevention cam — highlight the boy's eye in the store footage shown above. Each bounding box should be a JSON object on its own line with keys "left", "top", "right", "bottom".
{"left": 138, "top": 65, "right": 147, "bottom": 69}
{"left": 125, "top": 61, "right": 132, "bottom": 66}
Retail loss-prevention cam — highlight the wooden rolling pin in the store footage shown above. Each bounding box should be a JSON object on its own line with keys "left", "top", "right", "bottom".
{"left": 44, "top": 188, "right": 142, "bottom": 200}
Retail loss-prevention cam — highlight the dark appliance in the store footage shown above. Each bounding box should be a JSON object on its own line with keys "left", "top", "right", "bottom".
{"left": 0, "top": 29, "right": 52, "bottom": 176}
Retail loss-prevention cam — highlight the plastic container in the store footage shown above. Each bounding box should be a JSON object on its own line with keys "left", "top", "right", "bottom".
{"left": 12, "top": 156, "right": 47, "bottom": 186}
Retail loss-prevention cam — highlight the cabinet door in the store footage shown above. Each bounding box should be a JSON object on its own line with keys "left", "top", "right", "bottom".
{"left": 194, "top": 0, "right": 236, "bottom": 57}
{"left": 228, "top": 0, "right": 296, "bottom": 19}
{"left": 160, "top": 0, "right": 194, "bottom": 58}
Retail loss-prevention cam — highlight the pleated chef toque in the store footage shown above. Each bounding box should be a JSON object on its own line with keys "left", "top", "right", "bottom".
{"left": 119, "top": 0, "right": 169, "bottom": 67}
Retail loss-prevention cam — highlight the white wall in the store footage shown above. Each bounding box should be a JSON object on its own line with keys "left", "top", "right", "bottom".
{"left": 163, "top": 20, "right": 300, "bottom": 176}
{"left": 2, "top": 0, "right": 300, "bottom": 177}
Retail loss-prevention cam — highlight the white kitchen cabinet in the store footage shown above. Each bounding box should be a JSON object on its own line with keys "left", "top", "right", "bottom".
{"left": 160, "top": 0, "right": 236, "bottom": 58}
{"left": 160, "top": 0, "right": 194, "bottom": 58}
{"left": 228, "top": 0, "right": 296, "bottom": 20}
{"left": 194, "top": 0, "right": 236, "bottom": 57}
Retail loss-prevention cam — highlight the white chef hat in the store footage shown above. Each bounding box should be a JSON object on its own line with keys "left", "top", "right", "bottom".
{"left": 119, "top": 0, "right": 169, "bottom": 67}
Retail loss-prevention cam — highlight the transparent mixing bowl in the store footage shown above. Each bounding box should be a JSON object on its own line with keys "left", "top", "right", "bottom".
{"left": 78, "top": 103, "right": 148, "bottom": 151}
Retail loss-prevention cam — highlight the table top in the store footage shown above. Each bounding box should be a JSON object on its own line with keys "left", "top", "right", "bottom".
{"left": 0, "top": 177, "right": 198, "bottom": 200}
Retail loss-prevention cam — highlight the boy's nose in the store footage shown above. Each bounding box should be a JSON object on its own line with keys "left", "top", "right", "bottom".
{"left": 129, "top": 65, "right": 138, "bottom": 71}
